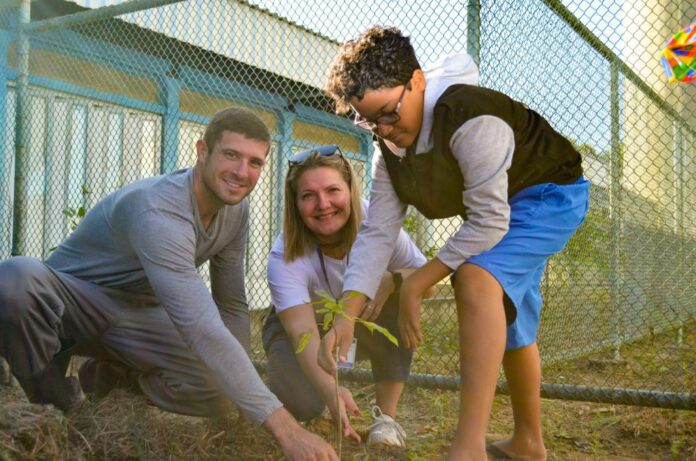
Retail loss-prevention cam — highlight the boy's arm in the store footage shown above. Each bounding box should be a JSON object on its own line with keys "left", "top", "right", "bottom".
{"left": 436, "top": 115, "right": 515, "bottom": 270}
{"left": 342, "top": 149, "right": 408, "bottom": 300}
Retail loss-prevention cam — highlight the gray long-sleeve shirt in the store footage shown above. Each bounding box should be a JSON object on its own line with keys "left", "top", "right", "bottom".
{"left": 46, "top": 168, "right": 282, "bottom": 425}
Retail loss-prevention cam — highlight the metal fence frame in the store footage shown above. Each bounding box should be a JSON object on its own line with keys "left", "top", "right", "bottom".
{"left": 0, "top": 0, "right": 693, "bottom": 410}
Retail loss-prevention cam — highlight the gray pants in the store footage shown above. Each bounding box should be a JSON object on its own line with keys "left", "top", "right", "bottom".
{"left": 0, "top": 256, "right": 239, "bottom": 416}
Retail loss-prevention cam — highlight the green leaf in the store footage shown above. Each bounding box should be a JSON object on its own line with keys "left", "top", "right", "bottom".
{"left": 357, "top": 319, "right": 399, "bottom": 347}
{"left": 62, "top": 209, "right": 75, "bottom": 217}
{"left": 295, "top": 331, "right": 313, "bottom": 354}
{"left": 314, "top": 289, "right": 334, "bottom": 301}
{"left": 322, "top": 312, "right": 335, "bottom": 331}
{"left": 81, "top": 185, "right": 90, "bottom": 195}
{"left": 311, "top": 288, "right": 399, "bottom": 346}
{"left": 76, "top": 207, "right": 86, "bottom": 218}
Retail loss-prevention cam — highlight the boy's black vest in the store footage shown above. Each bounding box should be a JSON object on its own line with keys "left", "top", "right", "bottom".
{"left": 380, "top": 84, "right": 583, "bottom": 219}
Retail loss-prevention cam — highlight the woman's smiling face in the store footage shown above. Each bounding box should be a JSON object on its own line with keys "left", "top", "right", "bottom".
{"left": 295, "top": 166, "right": 352, "bottom": 243}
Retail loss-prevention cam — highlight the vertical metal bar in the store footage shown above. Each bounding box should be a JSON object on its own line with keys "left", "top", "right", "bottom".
{"left": 42, "top": 95, "right": 54, "bottom": 258}
{"left": 0, "top": 29, "right": 12, "bottom": 260}
{"left": 11, "top": 0, "right": 29, "bottom": 257}
{"left": 466, "top": 0, "right": 481, "bottom": 66}
{"left": 159, "top": 72, "right": 180, "bottom": 174}
{"left": 274, "top": 109, "right": 294, "bottom": 238}
{"left": 609, "top": 60, "right": 623, "bottom": 360}
{"left": 360, "top": 133, "right": 373, "bottom": 195}
{"left": 673, "top": 121, "right": 684, "bottom": 346}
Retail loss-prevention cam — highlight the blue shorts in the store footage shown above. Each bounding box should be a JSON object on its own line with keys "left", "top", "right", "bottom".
{"left": 466, "top": 177, "right": 590, "bottom": 350}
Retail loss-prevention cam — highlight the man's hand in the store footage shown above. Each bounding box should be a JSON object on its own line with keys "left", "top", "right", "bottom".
{"left": 264, "top": 407, "right": 338, "bottom": 461}
{"left": 318, "top": 316, "right": 355, "bottom": 374}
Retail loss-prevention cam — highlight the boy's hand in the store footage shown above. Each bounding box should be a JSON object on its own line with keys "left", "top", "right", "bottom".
{"left": 360, "top": 271, "right": 396, "bottom": 321}
{"left": 397, "top": 259, "right": 453, "bottom": 349}
{"left": 399, "top": 279, "right": 424, "bottom": 349}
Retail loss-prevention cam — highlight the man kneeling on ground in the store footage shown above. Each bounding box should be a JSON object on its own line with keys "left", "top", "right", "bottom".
{"left": 0, "top": 107, "right": 338, "bottom": 461}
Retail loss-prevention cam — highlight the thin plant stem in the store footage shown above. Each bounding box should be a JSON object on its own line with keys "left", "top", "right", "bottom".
{"left": 334, "top": 346, "right": 342, "bottom": 458}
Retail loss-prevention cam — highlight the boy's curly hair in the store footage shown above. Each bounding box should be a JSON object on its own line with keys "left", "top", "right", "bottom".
{"left": 325, "top": 26, "right": 421, "bottom": 114}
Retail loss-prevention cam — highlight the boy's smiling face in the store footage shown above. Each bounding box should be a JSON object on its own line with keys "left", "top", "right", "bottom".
{"left": 349, "top": 69, "right": 426, "bottom": 149}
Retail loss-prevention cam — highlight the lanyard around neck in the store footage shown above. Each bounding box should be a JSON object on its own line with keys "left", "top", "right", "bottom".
{"left": 316, "top": 246, "right": 349, "bottom": 301}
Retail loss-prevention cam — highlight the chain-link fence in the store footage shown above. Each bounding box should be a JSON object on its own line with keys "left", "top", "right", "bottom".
{"left": 0, "top": 0, "right": 693, "bottom": 410}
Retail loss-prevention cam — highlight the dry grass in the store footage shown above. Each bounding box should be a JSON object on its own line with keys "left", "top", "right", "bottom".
{"left": 0, "top": 379, "right": 694, "bottom": 460}
{"left": 0, "top": 324, "right": 694, "bottom": 460}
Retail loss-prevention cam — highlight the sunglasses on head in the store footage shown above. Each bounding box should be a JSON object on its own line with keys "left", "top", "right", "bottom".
{"left": 288, "top": 145, "right": 344, "bottom": 166}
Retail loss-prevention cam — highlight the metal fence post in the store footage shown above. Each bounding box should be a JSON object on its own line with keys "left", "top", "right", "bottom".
{"left": 274, "top": 108, "right": 295, "bottom": 237}
{"left": 159, "top": 70, "right": 181, "bottom": 174}
{"left": 10, "top": 0, "right": 29, "bottom": 257}
{"left": 673, "top": 120, "right": 684, "bottom": 347}
{"left": 359, "top": 132, "right": 373, "bottom": 194}
{"left": 0, "top": 28, "right": 11, "bottom": 260}
{"left": 609, "top": 59, "right": 623, "bottom": 360}
{"left": 467, "top": 0, "right": 481, "bottom": 66}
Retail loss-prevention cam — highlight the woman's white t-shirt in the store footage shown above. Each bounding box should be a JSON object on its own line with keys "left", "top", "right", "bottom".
{"left": 268, "top": 201, "right": 427, "bottom": 313}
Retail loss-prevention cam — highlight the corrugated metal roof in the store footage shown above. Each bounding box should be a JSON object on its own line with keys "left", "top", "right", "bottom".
{"left": 61, "top": 0, "right": 338, "bottom": 88}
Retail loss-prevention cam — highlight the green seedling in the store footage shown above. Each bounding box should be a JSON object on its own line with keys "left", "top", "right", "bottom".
{"left": 295, "top": 290, "right": 399, "bottom": 456}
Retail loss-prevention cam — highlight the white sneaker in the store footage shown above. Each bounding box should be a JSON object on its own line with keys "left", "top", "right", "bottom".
{"left": 367, "top": 405, "right": 407, "bottom": 448}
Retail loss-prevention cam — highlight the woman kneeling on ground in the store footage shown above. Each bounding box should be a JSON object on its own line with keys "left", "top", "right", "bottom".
{"left": 263, "top": 145, "right": 432, "bottom": 447}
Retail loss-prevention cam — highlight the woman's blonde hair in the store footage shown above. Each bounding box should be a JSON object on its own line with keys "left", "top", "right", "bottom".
{"left": 283, "top": 151, "right": 363, "bottom": 263}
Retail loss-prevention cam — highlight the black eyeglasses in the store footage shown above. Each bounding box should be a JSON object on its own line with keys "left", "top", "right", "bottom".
{"left": 353, "top": 82, "right": 410, "bottom": 132}
{"left": 288, "top": 144, "right": 344, "bottom": 166}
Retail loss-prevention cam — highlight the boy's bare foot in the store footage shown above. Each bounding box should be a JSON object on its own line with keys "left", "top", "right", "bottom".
{"left": 486, "top": 439, "right": 547, "bottom": 461}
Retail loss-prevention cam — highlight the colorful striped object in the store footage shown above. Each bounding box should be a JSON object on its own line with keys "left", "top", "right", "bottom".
{"left": 662, "top": 21, "right": 696, "bottom": 83}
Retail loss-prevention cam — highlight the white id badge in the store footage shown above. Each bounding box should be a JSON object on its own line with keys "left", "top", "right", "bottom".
{"left": 337, "top": 338, "right": 357, "bottom": 369}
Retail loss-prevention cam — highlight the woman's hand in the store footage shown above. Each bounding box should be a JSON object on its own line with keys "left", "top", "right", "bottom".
{"left": 318, "top": 315, "right": 355, "bottom": 373}
{"left": 327, "top": 387, "right": 361, "bottom": 443}
{"left": 318, "top": 293, "right": 365, "bottom": 373}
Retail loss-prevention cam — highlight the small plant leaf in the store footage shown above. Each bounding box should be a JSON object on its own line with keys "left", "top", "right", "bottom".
{"left": 295, "top": 331, "right": 313, "bottom": 354}
{"left": 313, "top": 290, "right": 334, "bottom": 301}
{"left": 322, "top": 312, "right": 334, "bottom": 331}
{"left": 358, "top": 319, "right": 399, "bottom": 347}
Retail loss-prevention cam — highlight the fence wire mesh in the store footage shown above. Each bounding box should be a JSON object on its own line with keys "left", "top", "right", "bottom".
{"left": 0, "top": 0, "right": 693, "bottom": 409}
